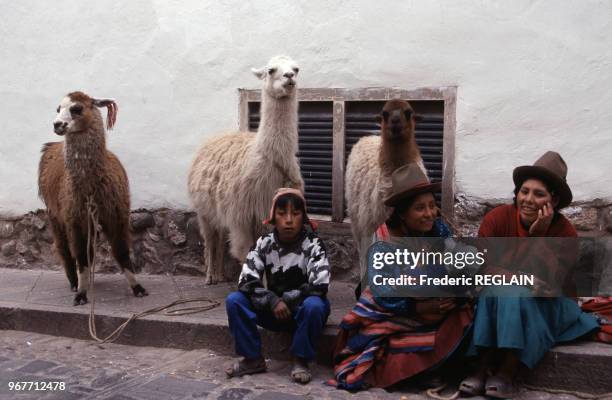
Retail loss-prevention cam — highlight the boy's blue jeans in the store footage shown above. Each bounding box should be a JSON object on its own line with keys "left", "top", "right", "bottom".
{"left": 226, "top": 291, "right": 330, "bottom": 361}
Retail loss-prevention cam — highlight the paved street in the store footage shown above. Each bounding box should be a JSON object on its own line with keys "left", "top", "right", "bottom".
{"left": 1, "top": 269, "right": 609, "bottom": 399}
{"left": 0, "top": 330, "right": 592, "bottom": 400}
{"left": 0, "top": 330, "right": 413, "bottom": 400}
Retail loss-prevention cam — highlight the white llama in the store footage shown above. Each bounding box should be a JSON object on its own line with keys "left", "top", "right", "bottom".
{"left": 188, "top": 55, "right": 304, "bottom": 283}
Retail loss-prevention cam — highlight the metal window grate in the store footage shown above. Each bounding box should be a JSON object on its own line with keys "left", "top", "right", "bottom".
{"left": 248, "top": 101, "right": 334, "bottom": 216}
{"left": 344, "top": 101, "right": 445, "bottom": 207}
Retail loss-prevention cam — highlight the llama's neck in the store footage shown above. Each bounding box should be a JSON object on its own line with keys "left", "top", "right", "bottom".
{"left": 64, "top": 128, "right": 107, "bottom": 197}
{"left": 254, "top": 92, "right": 299, "bottom": 158}
{"left": 379, "top": 135, "right": 420, "bottom": 177}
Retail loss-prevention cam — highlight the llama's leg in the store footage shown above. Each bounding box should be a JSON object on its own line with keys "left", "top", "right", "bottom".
{"left": 200, "top": 221, "right": 217, "bottom": 284}
{"left": 106, "top": 222, "right": 148, "bottom": 297}
{"left": 212, "top": 230, "right": 227, "bottom": 283}
{"left": 67, "top": 225, "right": 90, "bottom": 306}
{"left": 358, "top": 233, "right": 371, "bottom": 289}
{"left": 229, "top": 226, "right": 254, "bottom": 264}
{"left": 49, "top": 218, "right": 78, "bottom": 292}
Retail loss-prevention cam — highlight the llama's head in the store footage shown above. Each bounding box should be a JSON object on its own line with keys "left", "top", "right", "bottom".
{"left": 53, "top": 91, "right": 117, "bottom": 136}
{"left": 377, "top": 99, "right": 421, "bottom": 140}
{"left": 252, "top": 55, "right": 299, "bottom": 99}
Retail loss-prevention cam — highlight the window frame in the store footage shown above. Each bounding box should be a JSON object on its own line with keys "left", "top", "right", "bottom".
{"left": 238, "top": 87, "right": 457, "bottom": 230}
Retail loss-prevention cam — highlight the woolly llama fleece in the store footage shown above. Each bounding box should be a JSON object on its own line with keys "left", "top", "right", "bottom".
{"left": 38, "top": 91, "right": 147, "bottom": 306}
{"left": 188, "top": 55, "right": 304, "bottom": 283}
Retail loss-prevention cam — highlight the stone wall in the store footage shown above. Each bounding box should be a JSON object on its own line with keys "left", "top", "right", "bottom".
{"left": 2, "top": 198, "right": 610, "bottom": 283}
{"left": 0, "top": 209, "right": 360, "bottom": 283}
{"left": 0, "top": 210, "right": 204, "bottom": 276}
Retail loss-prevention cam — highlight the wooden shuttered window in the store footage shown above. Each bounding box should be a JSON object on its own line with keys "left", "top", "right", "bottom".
{"left": 240, "top": 88, "right": 456, "bottom": 225}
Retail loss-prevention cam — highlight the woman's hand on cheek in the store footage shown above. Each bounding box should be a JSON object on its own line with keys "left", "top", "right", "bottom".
{"left": 529, "top": 202, "right": 554, "bottom": 236}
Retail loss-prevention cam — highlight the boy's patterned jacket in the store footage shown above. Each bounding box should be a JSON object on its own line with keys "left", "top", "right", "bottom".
{"left": 238, "top": 229, "right": 331, "bottom": 312}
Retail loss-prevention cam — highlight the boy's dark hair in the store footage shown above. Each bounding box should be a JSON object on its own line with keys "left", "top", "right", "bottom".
{"left": 271, "top": 193, "right": 310, "bottom": 225}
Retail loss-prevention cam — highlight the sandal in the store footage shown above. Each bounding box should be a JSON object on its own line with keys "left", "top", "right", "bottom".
{"left": 485, "top": 375, "right": 518, "bottom": 399}
{"left": 225, "top": 357, "right": 267, "bottom": 378}
{"left": 290, "top": 359, "right": 311, "bottom": 384}
{"left": 459, "top": 373, "right": 486, "bottom": 396}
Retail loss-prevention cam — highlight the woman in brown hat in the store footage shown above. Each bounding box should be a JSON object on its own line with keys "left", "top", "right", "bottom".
{"left": 330, "top": 163, "right": 473, "bottom": 391}
{"left": 459, "top": 151, "right": 599, "bottom": 398}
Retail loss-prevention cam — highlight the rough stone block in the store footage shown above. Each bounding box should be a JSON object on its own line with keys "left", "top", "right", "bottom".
{"left": 47, "top": 366, "right": 81, "bottom": 377}
{"left": 16, "top": 360, "right": 58, "bottom": 374}
{"left": 131, "top": 212, "right": 155, "bottom": 232}
{"left": 98, "top": 395, "right": 138, "bottom": 400}
{"left": 46, "top": 392, "right": 85, "bottom": 400}
{"left": 167, "top": 221, "right": 187, "bottom": 246}
{"left": 91, "top": 371, "right": 128, "bottom": 388}
{"left": 563, "top": 205, "right": 599, "bottom": 231}
{"left": 1, "top": 240, "right": 17, "bottom": 257}
{"left": 604, "top": 207, "right": 612, "bottom": 234}
{"left": 134, "top": 375, "right": 218, "bottom": 398}
{"left": 218, "top": 388, "right": 253, "bottom": 400}
{"left": 31, "top": 215, "right": 46, "bottom": 230}
{"left": 253, "top": 392, "right": 305, "bottom": 400}
{"left": 0, "top": 221, "right": 14, "bottom": 239}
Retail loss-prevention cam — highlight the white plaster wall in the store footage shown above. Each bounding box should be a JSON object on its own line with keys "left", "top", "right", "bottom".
{"left": 1, "top": 0, "right": 611, "bottom": 215}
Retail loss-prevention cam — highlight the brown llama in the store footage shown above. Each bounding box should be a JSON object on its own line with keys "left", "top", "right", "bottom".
{"left": 38, "top": 91, "right": 147, "bottom": 305}
{"left": 345, "top": 99, "right": 426, "bottom": 279}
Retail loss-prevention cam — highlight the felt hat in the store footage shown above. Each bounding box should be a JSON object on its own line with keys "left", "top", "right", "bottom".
{"left": 383, "top": 163, "right": 440, "bottom": 207}
{"left": 513, "top": 151, "right": 572, "bottom": 209}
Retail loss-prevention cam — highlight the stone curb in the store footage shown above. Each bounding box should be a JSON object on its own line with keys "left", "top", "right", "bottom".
{"left": 1, "top": 300, "right": 612, "bottom": 394}
{"left": 0, "top": 300, "right": 337, "bottom": 365}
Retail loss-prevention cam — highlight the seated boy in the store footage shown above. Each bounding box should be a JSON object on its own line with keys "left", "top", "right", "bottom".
{"left": 225, "top": 188, "right": 331, "bottom": 383}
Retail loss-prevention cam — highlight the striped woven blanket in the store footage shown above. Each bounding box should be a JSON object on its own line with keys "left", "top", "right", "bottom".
{"left": 329, "top": 288, "right": 472, "bottom": 390}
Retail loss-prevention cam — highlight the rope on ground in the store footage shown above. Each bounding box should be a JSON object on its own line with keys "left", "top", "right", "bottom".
{"left": 523, "top": 384, "right": 612, "bottom": 399}
{"left": 425, "top": 384, "right": 459, "bottom": 400}
{"left": 85, "top": 197, "right": 220, "bottom": 344}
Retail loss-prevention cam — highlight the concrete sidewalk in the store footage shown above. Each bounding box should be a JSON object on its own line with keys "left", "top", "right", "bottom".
{"left": 0, "top": 269, "right": 355, "bottom": 361}
{"left": 1, "top": 268, "right": 611, "bottom": 395}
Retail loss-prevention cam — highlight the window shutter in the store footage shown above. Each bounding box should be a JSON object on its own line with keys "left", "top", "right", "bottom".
{"left": 248, "top": 102, "right": 334, "bottom": 216}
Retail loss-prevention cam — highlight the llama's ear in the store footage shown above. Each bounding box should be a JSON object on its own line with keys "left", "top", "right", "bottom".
{"left": 252, "top": 67, "right": 266, "bottom": 80}
{"left": 92, "top": 98, "right": 115, "bottom": 108}
{"left": 92, "top": 98, "right": 118, "bottom": 131}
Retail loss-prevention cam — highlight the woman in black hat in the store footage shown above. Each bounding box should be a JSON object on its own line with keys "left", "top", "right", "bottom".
{"left": 459, "top": 152, "right": 599, "bottom": 398}
{"left": 330, "top": 163, "right": 473, "bottom": 391}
